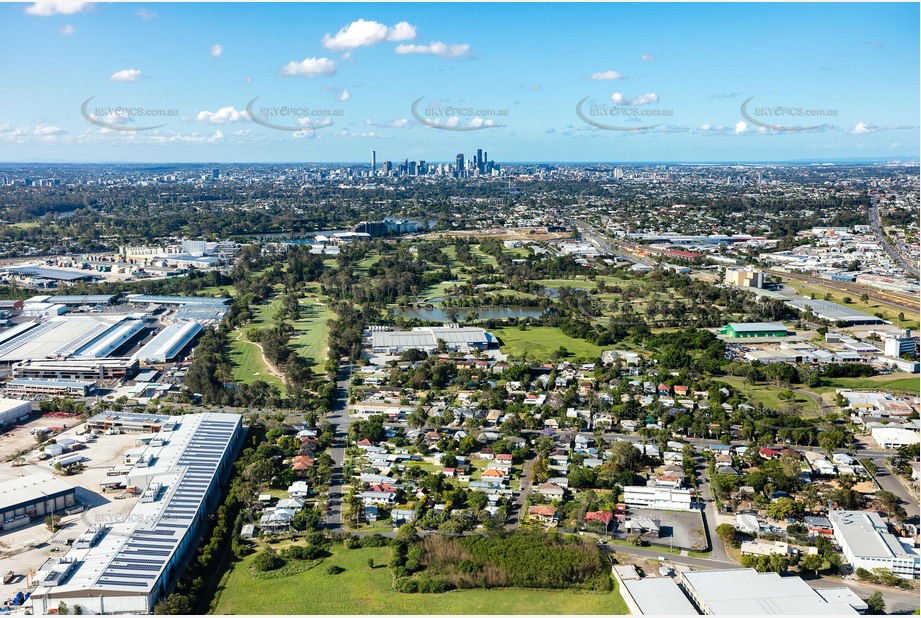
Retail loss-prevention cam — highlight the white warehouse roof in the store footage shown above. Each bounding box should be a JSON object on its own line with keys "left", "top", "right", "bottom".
{"left": 133, "top": 321, "right": 202, "bottom": 363}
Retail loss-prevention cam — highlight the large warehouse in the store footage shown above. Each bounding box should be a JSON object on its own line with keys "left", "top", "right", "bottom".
{"left": 132, "top": 321, "right": 203, "bottom": 363}
{"left": 785, "top": 299, "right": 888, "bottom": 325}
{"left": 0, "top": 472, "right": 77, "bottom": 533}
{"left": 719, "top": 322, "right": 788, "bottom": 338}
{"left": 0, "top": 397, "right": 32, "bottom": 426}
{"left": 370, "top": 326, "right": 495, "bottom": 354}
{"left": 30, "top": 412, "right": 245, "bottom": 614}
{"left": 829, "top": 510, "right": 920, "bottom": 579}
{"left": 680, "top": 568, "right": 858, "bottom": 614}
{"left": 0, "top": 315, "right": 148, "bottom": 364}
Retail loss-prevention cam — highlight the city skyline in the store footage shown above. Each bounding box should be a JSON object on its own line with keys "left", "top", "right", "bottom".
{"left": 1, "top": 2, "right": 919, "bottom": 163}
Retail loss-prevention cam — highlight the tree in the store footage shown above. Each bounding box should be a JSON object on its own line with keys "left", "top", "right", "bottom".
{"left": 800, "top": 553, "right": 823, "bottom": 576}
{"left": 45, "top": 515, "right": 61, "bottom": 532}
{"left": 242, "top": 459, "right": 275, "bottom": 487}
{"left": 864, "top": 591, "right": 885, "bottom": 615}
{"left": 57, "top": 602, "right": 68, "bottom": 615}
{"left": 766, "top": 497, "right": 796, "bottom": 521}
{"left": 367, "top": 558, "right": 375, "bottom": 569}
{"left": 34, "top": 430, "right": 49, "bottom": 444}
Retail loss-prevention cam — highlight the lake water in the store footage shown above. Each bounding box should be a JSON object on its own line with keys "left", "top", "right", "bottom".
{"left": 395, "top": 306, "right": 544, "bottom": 322}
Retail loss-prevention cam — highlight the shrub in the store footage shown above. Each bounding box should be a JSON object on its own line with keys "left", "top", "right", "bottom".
{"left": 325, "top": 565, "right": 345, "bottom": 575}
{"left": 252, "top": 548, "right": 284, "bottom": 572}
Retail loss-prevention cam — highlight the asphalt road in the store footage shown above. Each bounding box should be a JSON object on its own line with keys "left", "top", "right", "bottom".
{"left": 324, "top": 361, "right": 353, "bottom": 532}
{"left": 505, "top": 457, "right": 534, "bottom": 529}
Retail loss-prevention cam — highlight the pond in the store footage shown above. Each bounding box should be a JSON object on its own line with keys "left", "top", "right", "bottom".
{"left": 395, "top": 306, "right": 545, "bottom": 322}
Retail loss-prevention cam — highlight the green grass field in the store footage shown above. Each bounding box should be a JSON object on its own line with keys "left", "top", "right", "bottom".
{"left": 818, "top": 375, "right": 920, "bottom": 395}
{"left": 493, "top": 326, "right": 606, "bottom": 361}
{"left": 717, "top": 376, "right": 818, "bottom": 411}
{"left": 210, "top": 544, "right": 627, "bottom": 615}
{"left": 228, "top": 334, "right": 286, "bottom": 392}
{"left": 290, "top": 300, "right": 333, "bottom": 368}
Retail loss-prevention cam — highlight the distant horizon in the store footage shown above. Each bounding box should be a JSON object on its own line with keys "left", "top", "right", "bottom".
{"left": 0, "top": 156, "right": 918, "bottom": 167}
{"left": 2, "top": 2, "right": 918, "bottom": 162}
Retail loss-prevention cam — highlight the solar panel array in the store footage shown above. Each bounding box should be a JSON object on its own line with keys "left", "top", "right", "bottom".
{"left": 95, "top": 415, "right": 239, "bottom": 591}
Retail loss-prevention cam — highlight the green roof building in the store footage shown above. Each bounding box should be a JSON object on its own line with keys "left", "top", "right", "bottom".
{"left": 720, "top": 322, "right": 788, "bottom": 338}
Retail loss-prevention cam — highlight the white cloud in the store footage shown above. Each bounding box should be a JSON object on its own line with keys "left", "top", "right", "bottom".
{"left": 207, "top": 130, "right": 224, "bottom": 143}
{"left": 211, "top": 44, "right": 223, "bottom": 57}
{"left": 244, "top": 76, "right": 253, "bottom": 84}
{"left": 110, "top": 69, "right": 142, "bottom": 82}
{"left": 25, "top": 1, "right": 89, "bottom": 16}
{"left": 322, "top": 19, "right": 416, "bottom": 52}
{"left": 850, "top": 122, "right": 915, "bottom": 135}
{"left": 136, "top": 8, "right": 155, "bottom": 19}
{"left": 640, "top": 53, "right": 655, "bottom": 62}
{"left": 59, "top": 24, "right": 75, "bottom": 35}
{"left": 196, "top": 106, "right": 248, "bottom": 124}
{"left": 611, "top": 92, "right": 658, "bottom": 106}
{"left": 734, "top": 120, "right": 748, "bottom": 134}
{"left": 337, "top": 88, "right": 350, "bottom": 102}
{"left": 365, "top": 117, "right": 409, "bottom": 128}
{"left": 588, "top": 70, "right": 622, "bottom": 80}
{"left": 280, "top": 57, "right": 337, "bottom": 78}
{"left": 394, "top": 42, "right": 470, "bottom": 58}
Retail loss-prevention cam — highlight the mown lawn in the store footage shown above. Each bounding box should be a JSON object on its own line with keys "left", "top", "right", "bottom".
{"left": 493, "top": 326, "right": 606, "bottom": 361}
{"left": 210, "top": 545, "right": 627, "bottom": 615}
{"left": 290, "top": 300, "right": 333, "bottom": 368}
{"left": 227, "top": 334, "right": 286, "bottom": 392}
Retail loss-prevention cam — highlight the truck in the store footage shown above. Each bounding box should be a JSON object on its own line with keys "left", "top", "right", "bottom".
{"left": 54, "top": 454, "right": 84, "bottom": 467}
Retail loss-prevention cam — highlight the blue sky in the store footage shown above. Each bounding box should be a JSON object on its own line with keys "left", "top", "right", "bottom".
{"left": 1, "top": 2, "right": 918, "bottom": 163}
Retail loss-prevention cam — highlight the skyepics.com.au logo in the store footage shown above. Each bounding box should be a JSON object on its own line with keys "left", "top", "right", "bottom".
{"left": 740, "top": 97, "right": 836, "bottom": 132}
{"left": 246, "top": 97, "right": 340, "bottom": 133}
{"left": 81, "top": 97, "right": 178, "bottom": 131}
{"left": 410, "top": 97, "right": 508, "bottom": 131}
{"left": 576, "top": 93, "right": 673, "bottom": 131}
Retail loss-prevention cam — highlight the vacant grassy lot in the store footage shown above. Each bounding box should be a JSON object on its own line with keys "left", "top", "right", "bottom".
{"left": 717, "top": 376, "right": 818, "bottom": 412}
{"left": 818, "top": 375, "right": 920, "bottom": 395}
{"left": 494, "top": 326, "right": 606, "bottom": 361}
{"left": 211, "top": 544, "right": 627, "bottom": 615}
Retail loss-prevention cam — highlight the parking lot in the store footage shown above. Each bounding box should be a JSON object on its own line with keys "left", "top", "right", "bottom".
{"left": 630, "top": 508, "right": 707, "bottom": 551}
{"left": 0, "top": 417, "right": 142, "bottom": 603}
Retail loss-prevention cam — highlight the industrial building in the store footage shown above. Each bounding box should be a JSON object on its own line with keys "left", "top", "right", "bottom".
{"left": 5, "top": 379, "right": 95, "bottom": 399}
{"left": 13, "top": 357, "right": 139, "bottom": 380}
{"left": 870, "top": 426, "right": 920, "bottom": 449}
{"left": 0, "top": 397, "right": 32, "bottom": 426}
{"left": 0, "top": 472, "right": 77, "bottom": 533}
{"left": 612, "top": 566, "right": 697, "bottom": 615}
{"left": 829, "top": 510, "right": 920, "bottom": 579}
{"left": 85, "top": 411, "right": 172, "bottom": 434}
{"left": 28, "top": 294, "right": 117, "bottom": 307}
{"left": 124, "top": 294, "right": 230, "bottom": 307}
{"left": 30, "top": 412, "right": 245, "bottom": 614}
{"left": 785, "top": 299, "right": 889, "bottom": 326}
{"left": 1, "top": 265, "right": 99, "bottom": 283}
{"left": 369, "top": 326, "right": 495, "bottom": 354}
{"left": 679, "top": 568, "right": 859, "bottom": 614}
{"left": 723, "top": 267, "right": 765, "bottom": 289}
{"left": 624, "top": 486, "right": 695, "bottom": 511}
{"left": 719, "top": 322, "right": 788, "bottom": 338}
{"left": 884, "top": 330, "right": 918, "bottom": 358}
{"left": 0, "top": 315, "right": 148, "bottom": 364}
{"left": 133, "top": 321, "right": 203, "bottom": 363}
